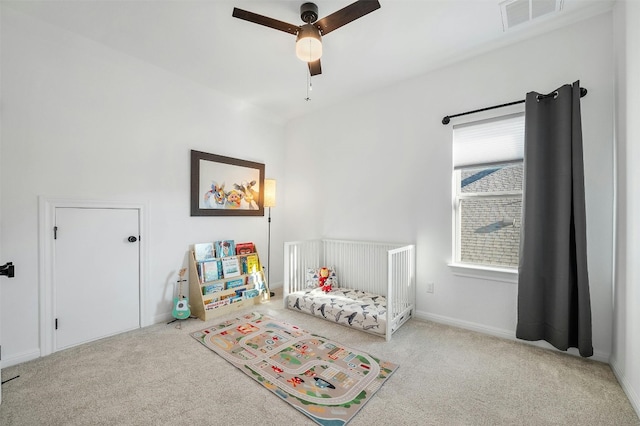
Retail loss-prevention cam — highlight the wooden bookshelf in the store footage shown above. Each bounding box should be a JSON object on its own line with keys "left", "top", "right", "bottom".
{"left": 188, "top": 248, "right": 270, "bottom": 321}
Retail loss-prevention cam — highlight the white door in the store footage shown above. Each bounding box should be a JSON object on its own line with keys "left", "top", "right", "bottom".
{"left": 54, "top": 207, "right": 140, "bottom": 351}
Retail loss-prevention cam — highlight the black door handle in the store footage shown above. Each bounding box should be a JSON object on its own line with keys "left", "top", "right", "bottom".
{"left": 127, "top": 236, "right": 138, "bottom": 243}
{"left": 1, "top": 262, "right": 15, "bottom": 278}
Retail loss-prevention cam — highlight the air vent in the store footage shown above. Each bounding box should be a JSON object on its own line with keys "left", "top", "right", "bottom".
{"left": 500, "top": 0, "right": 563, "bottom": 31}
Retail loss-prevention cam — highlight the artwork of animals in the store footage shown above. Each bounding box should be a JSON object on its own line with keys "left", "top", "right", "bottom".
{"left": 193, "top": 150, "right": 264, "bottom": 215}
{"left": 203, "top": 179, "right": 260, "bottom": 210}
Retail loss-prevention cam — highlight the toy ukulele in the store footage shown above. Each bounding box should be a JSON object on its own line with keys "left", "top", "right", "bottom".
{"left": 172, "top": 268, "right": 190, "bottom": 320}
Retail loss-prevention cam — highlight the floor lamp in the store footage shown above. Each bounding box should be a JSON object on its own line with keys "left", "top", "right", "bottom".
{"left": 264, "top": 179, "right": 276, "bottom": 298}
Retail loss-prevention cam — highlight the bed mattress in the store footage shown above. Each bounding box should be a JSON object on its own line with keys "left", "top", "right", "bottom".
{"left": 285, "top": 287, "right": 387, "bottom": 336}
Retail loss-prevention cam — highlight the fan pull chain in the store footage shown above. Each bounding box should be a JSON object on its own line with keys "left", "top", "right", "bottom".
{"left": 305, "top": 68, "right": 312, "bottom": 101}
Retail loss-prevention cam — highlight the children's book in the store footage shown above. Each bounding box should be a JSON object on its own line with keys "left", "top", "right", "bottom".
{"left": 205, "top": 299, "right": 230, "bottom": 310}
{"left": 221, "top": 256, "right": 241, "bottom": 278}
{"left": 202, "top": 260, "right": 222, "bottom": 282}
{"left": 243, "top": 289, "right": 260, "bottom": 299}
{"left": 214, "top": 240, "right": 236, "bottom": 258}
{"left": 235, "top": 242, "right": 255, "bottom": 255}
{"left": 226, "top": 278, "right": 245, "bottom": 289}
{"left": 240, "top": 256, "right": 248, "bottom": 274}
{"left": 194, "top": 242, "right": 215, "bottom": 262}
{"left": 196, "top": 262, "right": 209, "bottom": 283}
{"left": 233, "top": 287, "right": 247, "bottom": 297}
{"left": 245, "top": 253, "right": 260, "bottom": 274}
{"left": 203, "top": 283, "right": 224, "bottom": 295}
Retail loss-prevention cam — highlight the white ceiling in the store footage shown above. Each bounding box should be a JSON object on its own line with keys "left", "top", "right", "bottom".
{"left": 4, "top": 0, "right": 614, "bottom": 123}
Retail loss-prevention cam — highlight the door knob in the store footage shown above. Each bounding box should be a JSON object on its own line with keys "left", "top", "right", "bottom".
{"left": 127, "top": 236, "right": 138, "bottom": 243}
{"left": 0, "top": 262, "right": 14, "bottom": 278}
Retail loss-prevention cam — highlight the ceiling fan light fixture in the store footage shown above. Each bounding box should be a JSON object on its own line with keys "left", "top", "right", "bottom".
{"left": 295, "top": 23, "right": 322, "bottom": 62}
{"left": 233, "top": 0, "right": 381, "bottom": 75}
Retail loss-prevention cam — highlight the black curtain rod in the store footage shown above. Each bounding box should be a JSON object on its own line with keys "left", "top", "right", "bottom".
{"left": 441, "top": 87, "right": 588, "bottom": 125}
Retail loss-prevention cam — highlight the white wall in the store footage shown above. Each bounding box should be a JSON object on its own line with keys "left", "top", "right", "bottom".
{"left": 284, "top": 13, "right": 615, "bottom": 361}
{"left": 611, "top": 0, "right": 640, "bottom": 416}
{"left": 0, "top": 8, "right": 285, "bottom": 367}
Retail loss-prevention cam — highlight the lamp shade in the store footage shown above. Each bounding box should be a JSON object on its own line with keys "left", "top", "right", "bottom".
{"left": 264, "top": 179, "right": 276, "bottom": 208}
{"left": 295, "top": 24, "right": 322, "bottom": 62}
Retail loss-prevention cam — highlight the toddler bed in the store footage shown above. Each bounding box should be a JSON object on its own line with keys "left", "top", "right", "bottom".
{"left": 283, "top": 239, "right": 415, "bottom": 341}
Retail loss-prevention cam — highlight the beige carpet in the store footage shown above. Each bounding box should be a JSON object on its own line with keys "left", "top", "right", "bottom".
{"left": 1, "top": 296, "right": 638, "bottom": 426}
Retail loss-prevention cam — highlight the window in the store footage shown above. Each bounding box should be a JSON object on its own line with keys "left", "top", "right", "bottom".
{"left": 452, "top": 113, "right": 524, "bottom": 270}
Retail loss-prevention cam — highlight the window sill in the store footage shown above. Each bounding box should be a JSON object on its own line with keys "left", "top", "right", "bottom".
{"left": 448, "top": 262, "right": 518, "bottom": 284}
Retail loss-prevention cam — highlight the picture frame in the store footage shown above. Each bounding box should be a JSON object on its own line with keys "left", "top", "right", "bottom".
{"left": 190, "top": 150, "right": 265, "bottom": 216}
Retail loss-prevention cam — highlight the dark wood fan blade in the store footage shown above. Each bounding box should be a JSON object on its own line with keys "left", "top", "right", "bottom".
{"left": 315, "top": 0, "right": 381, "bottom": 36}
{"left": 232, "top": 8, "right": 299, "bottom": 35}
{"left": 308, "top": 59, "right": 322, "bottom": 76}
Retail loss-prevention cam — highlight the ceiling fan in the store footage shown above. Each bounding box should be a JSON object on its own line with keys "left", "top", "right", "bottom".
{"left": 232, "top": 1, "right": 381, "bottom": 76}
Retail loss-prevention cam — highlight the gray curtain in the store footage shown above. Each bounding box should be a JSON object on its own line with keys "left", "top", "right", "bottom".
{"left": 516, "top": 81, "right": 593, "bottom": 357}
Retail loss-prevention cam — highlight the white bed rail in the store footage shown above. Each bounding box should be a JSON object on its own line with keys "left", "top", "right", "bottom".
{"left": 387, "top": 245, "right": 415, "bottom": 340}
{"left": 283, "top": 239, "right": 415, "bottom": 341}
{"left": 283, "top": 239, "right": 323, "bottom": 295}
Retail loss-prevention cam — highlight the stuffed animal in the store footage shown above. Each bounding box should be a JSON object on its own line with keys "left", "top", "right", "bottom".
{"left": 318, "top": 267, "right": 332, "bottom": 293}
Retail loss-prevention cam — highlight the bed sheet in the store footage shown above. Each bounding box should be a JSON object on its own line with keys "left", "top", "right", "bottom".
{"left": 286, "top": 287, "right": 387, "bottom": 336}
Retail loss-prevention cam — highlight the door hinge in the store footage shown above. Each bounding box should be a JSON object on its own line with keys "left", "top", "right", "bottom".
{"left": 54, "top": 226, "right": 58, "bottom": 240}
{"left": 55, "top": 318, "right": 58, "bottom": 330}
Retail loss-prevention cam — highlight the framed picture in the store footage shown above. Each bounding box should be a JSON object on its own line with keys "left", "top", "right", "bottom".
{"left": 190, "top": 150, "right": 265, "bottom": 216}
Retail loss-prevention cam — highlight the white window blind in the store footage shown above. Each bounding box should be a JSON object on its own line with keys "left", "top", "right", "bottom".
{"left": 453, "top": 112, "right": 525, "bottom": 169}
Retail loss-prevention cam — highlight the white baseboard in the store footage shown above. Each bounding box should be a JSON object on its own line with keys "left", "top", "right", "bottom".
{"left": 267, "top": 281, "right": 283, "bottom": 293}
{"left": 152, "top": 312, "right": 175, "bottom": 325}
{"left": 3, "top": 315, "right": 173, "bottom": 369}
{"left": 1, "top": 348, "right": 41, "bottom": 369}
{"left": 269, "top": 285, "right": 283, "bottom": 297}
{"left": 414, "top": 310, "right": 610, "bottom": 363}
{"left": 610, "top": 357, "right": 640, "bottom": 419}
